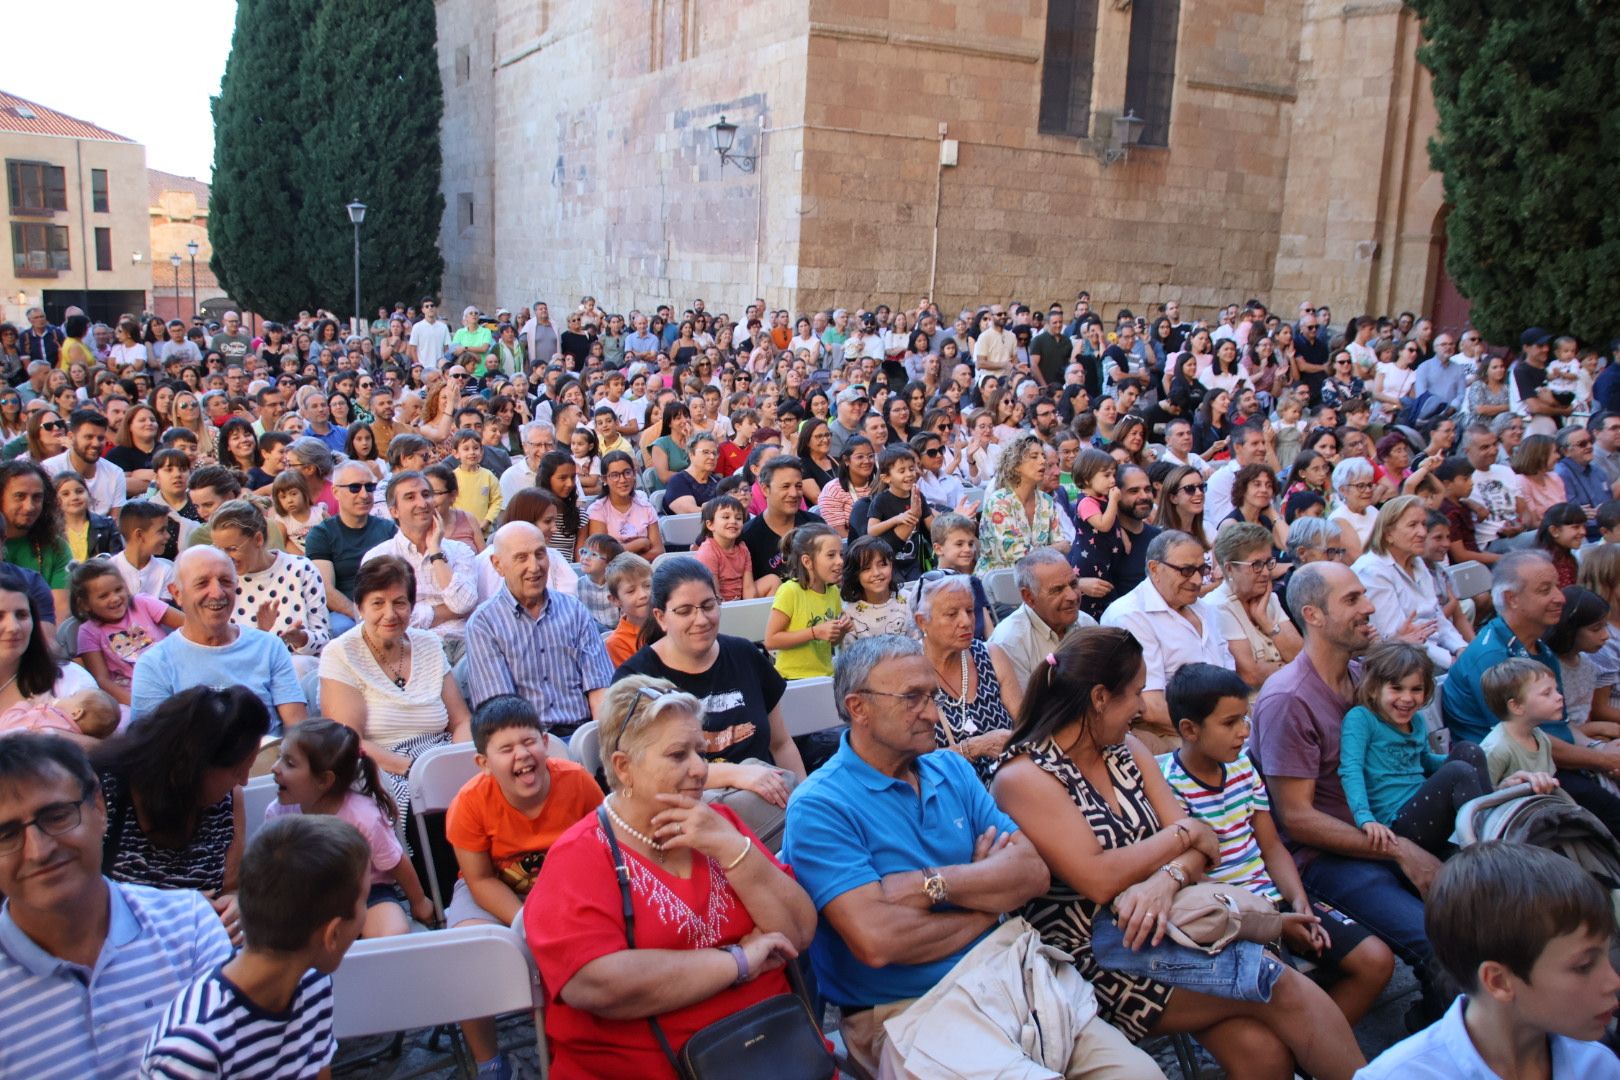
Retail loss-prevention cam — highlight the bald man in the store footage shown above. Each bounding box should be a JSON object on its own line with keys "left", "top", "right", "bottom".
{"left": 462, "top": 523, "right": 613, "bottom": 735}
{"left": 129, "top": 547, "right": 308, "bottom": 729}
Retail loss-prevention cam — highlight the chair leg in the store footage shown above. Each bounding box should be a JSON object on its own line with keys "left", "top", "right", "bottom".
{"left": 1171, "top": 1032, "right": 1203, "bottom": 1080}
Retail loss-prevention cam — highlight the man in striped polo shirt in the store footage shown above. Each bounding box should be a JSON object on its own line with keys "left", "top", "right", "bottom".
{"left": 0, "top": 734, "right": 230, "bottom": 1079}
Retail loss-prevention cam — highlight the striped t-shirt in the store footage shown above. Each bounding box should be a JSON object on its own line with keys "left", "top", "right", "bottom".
{"left": 1157, "top": 749, "right": 1281, "bottom": 902}
{"left": 0, "top": 879, "right": 231, "bottom": 1080}
{"left": 139, "top": 963, "right": 336, "bottom": 1080}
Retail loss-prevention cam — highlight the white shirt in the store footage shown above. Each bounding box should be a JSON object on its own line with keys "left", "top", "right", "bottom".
{"left": 499, "top": 459, "right": 538, "bottom": 503}
{"left": 988, "top": 603, "right": 1097, "bottom": 692}
{"left": 603, "top": 395, "right": 641, "bottom": 430}
{"left": 1158, "top": 448, "right": 1210, "bottom": 474}
{"left": 1101, "top": 578, "right": 1233, "bottom": 694}
{"left": 1205, "top": 461, "right": 1239, "bottom": 525}
{"left": 1354, "top": 996, "right": 1620, "bottom": 1080}
{"left": 406, "top": 319, "right": 451, "bottom": 371}
{"left": 360, "top": 532, "right": 478, "bottom": 641}
{"left": 41, "top": 452, "right": 126, "bottom": 516}
{"left": 1330, "top": 503, "right": 1379, "bottom": 548}
{"left": 919, "top": 469, "right": 965, "bottom": 511}
{"left": 473, "top": 544, "right": 579, "bottom": 603}
{"left": 1353, "top": 551, "right": 1466, "bottom": 670}
{"left": 110, "top": 551, "right": 175, "bottom": 601}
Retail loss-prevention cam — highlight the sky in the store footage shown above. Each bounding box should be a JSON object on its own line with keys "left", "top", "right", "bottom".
{"left": 7, "top": 0, "right": 237, "bottom": 180}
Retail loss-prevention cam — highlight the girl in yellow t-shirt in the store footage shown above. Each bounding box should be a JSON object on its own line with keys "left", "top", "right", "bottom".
{"left": 764, "top": 522, "right": 851, "bottom": 679}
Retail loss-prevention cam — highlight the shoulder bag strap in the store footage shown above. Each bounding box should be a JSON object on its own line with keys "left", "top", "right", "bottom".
{"left": 596, "top": 805, "right": 686, "bottom": 1077}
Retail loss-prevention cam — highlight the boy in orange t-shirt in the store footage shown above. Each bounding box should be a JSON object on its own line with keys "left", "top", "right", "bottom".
{"left": 603, "top": 551, "right": 652, "bottom": 667}
{"left": 444, "top": 694, "right": 604, "bottom": 1077}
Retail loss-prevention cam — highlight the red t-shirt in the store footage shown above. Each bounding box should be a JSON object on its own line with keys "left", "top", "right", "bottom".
{"left": 525, "top": 805, "right": 796, "bottom": 1080}
{"left": 717, "top": 440, "right": 749, "bottom": 478}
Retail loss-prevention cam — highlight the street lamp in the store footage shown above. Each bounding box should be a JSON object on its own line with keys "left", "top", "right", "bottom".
{"left": 345, "top": 200, "right": 367, "bottom": 336}
{"left": 707, "top": 115, "right": 756, "bottom": 173}
{"left": 168, "top": 254, "right": 182, "bottom": 319}
{"left": 1102, "top": 110, "right": 1146, "bottom": 166}
{"left": 186, "top": 239, "right": 200, "bottom": 319}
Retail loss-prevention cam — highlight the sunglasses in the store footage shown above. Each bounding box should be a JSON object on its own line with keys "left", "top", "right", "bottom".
{"left": 1159, "top": 561, "right": 1212, "bottom": 580}
{"left": 359, "top": 381, "right": 373, "bottom": 388}
{"left": 1177, "top": 483, "right": 1207, "bottom": 495}
{"left": 39, "top": 420, "right": 64, "bottom": 432}
{"left": 337, "top": 481, "right": 379, "bottom": 494}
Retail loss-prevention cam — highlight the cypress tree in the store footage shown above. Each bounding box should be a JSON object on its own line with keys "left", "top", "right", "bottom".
{"left": 209, "top": 0, "right": 320, "bottom": 317}
{"left": 1412, "top": 0, "right": 1620, "bottom": 343}
{"left": 296, "top": 0, "right": 445, "bottom": 323}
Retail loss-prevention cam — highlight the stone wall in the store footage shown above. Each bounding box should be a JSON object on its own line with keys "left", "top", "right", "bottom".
{"left": 434, "top": 0, "right": 1445, "bottom": 326}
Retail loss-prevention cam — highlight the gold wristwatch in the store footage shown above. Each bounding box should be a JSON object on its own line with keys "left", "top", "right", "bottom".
{"left": 922, "top": 868, "right": 950, "bottom": 904}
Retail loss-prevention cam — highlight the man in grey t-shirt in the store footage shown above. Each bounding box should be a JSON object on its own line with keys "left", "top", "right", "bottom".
{"left": 210, "top": 311, "right": 253, "bottom": 361}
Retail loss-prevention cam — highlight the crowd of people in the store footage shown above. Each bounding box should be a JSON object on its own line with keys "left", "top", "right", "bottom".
{"left": 2, "top": 294, "right": 1620, "bottom": 1079}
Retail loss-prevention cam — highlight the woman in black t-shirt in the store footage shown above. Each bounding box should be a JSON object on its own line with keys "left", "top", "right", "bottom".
{"left": 614, "top": 557, "right": 805, "bottom": 807}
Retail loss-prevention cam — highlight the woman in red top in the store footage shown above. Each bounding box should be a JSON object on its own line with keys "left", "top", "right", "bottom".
{"left": 527, "top": 676, "right": 820, "bottom": 1080}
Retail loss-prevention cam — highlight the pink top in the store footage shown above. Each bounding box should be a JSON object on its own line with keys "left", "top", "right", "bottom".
{"left": 77, "top": 593, "right": 173, "bottom": 687}
{"left": 586, "top": 491, "right": 659, "bottom": 543}
{"left": 1517, "top": 472, "right": 1569, "bottom": 520}
{"left": 694, "top": 537, "right": 751, "bottom": 601}
{"left": 267, "top": 790, "right": 403, "bottom": 886}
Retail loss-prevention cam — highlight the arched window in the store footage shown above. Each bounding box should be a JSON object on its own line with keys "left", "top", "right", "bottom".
{"left": 1038, "top": 0, "right": 1100, "bottom": 137}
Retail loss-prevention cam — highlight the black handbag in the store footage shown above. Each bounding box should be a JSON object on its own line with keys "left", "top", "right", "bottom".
{"left": 597, "top": 806, "right": 836, "bottom": 1080}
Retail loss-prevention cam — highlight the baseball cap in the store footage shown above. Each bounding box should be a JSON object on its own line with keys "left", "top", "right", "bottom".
{"left": 1520, "top": 327, "right": 1553, "bottom": 347}
{"left": 836, "top": 387, "right": 869, "bottom": 405}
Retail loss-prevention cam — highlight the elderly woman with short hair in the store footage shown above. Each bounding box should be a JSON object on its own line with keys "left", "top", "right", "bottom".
{"left": 525, "top": 674, "right": 819, "bottom": 1079}
{"left": 1209, "top": 522, "right": 1302, "bottom": 689}
{"left": 1328, "top": 457, "right": 1378, "bottom": 563}
{"left": 1353, "top": 494, "right": 1467, "bottom": 671}
{"left": 1285, "top": 516, "right": 1348, "bottom": 568}
{"left": 916, "top": 573, "right": 1021, "bottom": 784}
{"left": 284, "top": 436, "right": 339, "bottom": 516}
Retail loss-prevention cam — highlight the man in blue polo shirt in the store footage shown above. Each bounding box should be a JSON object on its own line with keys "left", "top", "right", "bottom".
{"left": 0, "top": 735, "right": 230, "bottom": 1079}
{"left": 783, "top": 636, "right": 1154, "bottom": 1077}
{"left": 1443, "top": 550, "right": 1620, "bottom": 835}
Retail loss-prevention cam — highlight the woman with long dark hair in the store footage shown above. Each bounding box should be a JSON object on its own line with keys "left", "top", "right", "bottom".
{"left": 992, "top": 627, "right": 1364, "bottom": 1078}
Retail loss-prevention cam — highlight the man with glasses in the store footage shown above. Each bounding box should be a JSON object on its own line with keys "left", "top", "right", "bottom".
{"left": 1101, "top": 530, "right": 1233, "bottom": 752}
{"left": 0, "top": 734, "right": 232, "bottom": 1079}
{"left": 211, "top": 311, "right": 252, "bottom": 362}
{"left": 1553, "top": 424, "right": 1613, "bottom": 538}
{"left": 1030, "top": 397, "right": 1061, "bottom": 444}
{"left": 1294, "top": 313, "right": 1330, "bottom": 403}
{"left": 499, "top": 421, "right": 556, "bottom": 502}
{"left": 1413, "top": 332, "right": 1466, "bottom": 410}
{"left": 18, "top": 308, "right": 61, "bottom": 366}
{"left": 156, "top": 319, "right": 200, "bottom": 365}
{"left": 305, "top": 461, "right": 397, "bottom": 632}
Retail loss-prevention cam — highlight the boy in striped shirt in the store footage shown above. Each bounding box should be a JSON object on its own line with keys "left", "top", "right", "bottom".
{"left": 1158, "top": 663, "right": 1395, "bottom": 1024}
{"left": 141, "top": 816, "right": 370, "bottom": 1080}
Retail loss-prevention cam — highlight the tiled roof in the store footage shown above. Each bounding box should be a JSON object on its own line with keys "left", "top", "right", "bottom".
{"left": 0, "top": 90, "right": 135, "bottom": 143}
{"left": 149, "top": 168, "right": 211, "bottom": 211}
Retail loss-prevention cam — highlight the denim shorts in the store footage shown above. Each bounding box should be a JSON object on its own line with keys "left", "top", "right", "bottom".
{"left": 366, "top": 882, "right": 406, "bottom": 910}
{"left": 1091, "top": 910, "right": 1286, "bottom": 1003}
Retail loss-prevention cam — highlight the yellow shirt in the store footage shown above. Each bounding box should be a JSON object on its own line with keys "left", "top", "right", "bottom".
{"left": 60, "top": 337, "right": 95, "bottom": 371}
{"left": 453, "top": 465, "right": 503, "bottom": 528}
{"left": 65, "top": 520, "right": 88, "bottom": 563}
{"left": 770, "top": 580, "right": 841, "bottom": 680}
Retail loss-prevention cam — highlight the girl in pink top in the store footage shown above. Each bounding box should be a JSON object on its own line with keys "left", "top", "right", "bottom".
{"left": 692, "top": 495, "right": 757, "bottom": 601}
{"left": 72, "top": 561, "right": 185, "bottom": 706}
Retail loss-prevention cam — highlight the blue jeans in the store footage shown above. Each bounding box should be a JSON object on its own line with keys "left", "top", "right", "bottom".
{"left": 1091, "top": 911, "right": 1285, "bottom": 1003}
{"left": 1301, "top": 851, "right": 1448, "bottom": 1021}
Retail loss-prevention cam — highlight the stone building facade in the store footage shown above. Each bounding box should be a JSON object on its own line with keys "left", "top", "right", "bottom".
{"left": 434, "top": 0, "right": 1457, "bottom": 327}
{"left": 148, "top": 169, "right": 224, "bottom": 324}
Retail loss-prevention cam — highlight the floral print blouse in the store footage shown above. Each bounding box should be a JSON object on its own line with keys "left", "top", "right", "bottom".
{"left": 976, "top": 487, "right": 1061, "bottom": 572}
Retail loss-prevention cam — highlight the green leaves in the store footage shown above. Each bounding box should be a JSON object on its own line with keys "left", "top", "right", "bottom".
{"left": 1412, "top": 0, "right": 1620, "bottom": 344}
{"left": 210, "top": 0, "right": 444, "bottom": 320}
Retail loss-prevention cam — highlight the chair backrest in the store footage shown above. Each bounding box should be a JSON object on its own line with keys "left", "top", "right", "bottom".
{"left": 983, "top": 567, "right": 1020, "bottom": 610}
{"left": 331, "top": 924, "right": 543, "bottom": 1039}
{"left": 960, "top": 485, "right": 985, "bottom": 509}
{"left": 651, "top": 550, "right": 684, "bottom": 572}
{"left": 242, "top": 775, "right": 279, "bottom": 844}
{"left": 718, "top": 597, "right": 774, "bottom": 643}
{"left": 779, "top": 676, "right": 842, "bottom": 737}
{"left": 661, "top": 512, "right": 703, "bottom": 548}
{"left": 1447, "top": 560, "right": 1491, "bottom": 600}
{"left": 650, "top": 488, "right": 666, "bottom": 514}
{"left": 570, "top": 720, "right": 602, "bottom": 778}
{"left": 407, "top": 742, "right": 480, "bottom": 816}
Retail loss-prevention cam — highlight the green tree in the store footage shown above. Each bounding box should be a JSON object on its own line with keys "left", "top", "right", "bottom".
{"left": 210, "top": 0, "right": 444, "bottom": 320}
{"left": 1412, "top": 0, "right": 1620, "bottom": 343}
{"left": 295, "top": 0, "right": 444, "bottom": 322}
{"left": 209, "top": 0, "right": 320, "bottom": 316}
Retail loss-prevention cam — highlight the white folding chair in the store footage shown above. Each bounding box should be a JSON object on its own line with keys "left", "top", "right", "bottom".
{"left": 242, "top": 774, "right": 279, "bottom": 844}
{"left": 718, "top": 597, "right": 774, "bottom": 643}
{"left": 569, "top": 720, "right": 601, "bottom": 778}
{"left": 330, "top": 924, "right": 548, "bottom": 1079}
{"left": 660, "top": 512, "right": 703, "bottom": 548}
{"left": 779, "top": 676, "right": 842, "bottom": 737}
{"left": 650, "top": 489, "right": 666, "bottom": 515}
{"left": 651, "top": 550, "right": 684, "bottom": 572}
{"left": 1447, "top": 560, "right": 1491, "bottom": 599}
{"left": 983, "top": 568, "right": 1020, "bottom": 610}
{"left": 960, "top": 485, "right": 985, "bottom": 508}
{"left": 406, "top": 743, "right": 481, "bottom": 923}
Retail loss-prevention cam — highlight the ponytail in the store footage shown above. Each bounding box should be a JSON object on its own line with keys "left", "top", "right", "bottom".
{"left": 284, "top": 718, "right": 398, "bottom": 825}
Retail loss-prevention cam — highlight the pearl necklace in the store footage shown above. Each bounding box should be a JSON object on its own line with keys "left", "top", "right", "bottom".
{"left": 934, "top": 649, "right": 969, "bottom": 704}
{"left": 604, "top": 795, "right": 665, "bottom": 863}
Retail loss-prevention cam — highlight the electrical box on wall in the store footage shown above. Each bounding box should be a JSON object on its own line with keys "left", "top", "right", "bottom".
{"left": 940, "top": 139, "right": 959, "bottom": 167}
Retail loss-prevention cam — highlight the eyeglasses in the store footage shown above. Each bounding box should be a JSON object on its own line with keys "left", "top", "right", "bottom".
{"left": 667, "top": 598, "right": 719, "bottom": 619}
{"left": 1323, "top": 547, "right": 1348, "bottom": 559}
{"left": 0, "top": 792, "right": 93, "bottom": 855}
{"left": 1158, "top": 561, "right": 1213, "bottom": 580}
{"left": 853, "top": 687, "right": 935, "bottom": 713}
{"left": 337, "top": 481, "right": 378, "bottom": 494}
{"left": 1346, "top": 481, "right": 1375, "bottom": 492}
{"left": 605, "top": 469, "right": 635, "bottom": 481}
{"left": 1228, "top": 557, "right": 1278, "bottom": 573}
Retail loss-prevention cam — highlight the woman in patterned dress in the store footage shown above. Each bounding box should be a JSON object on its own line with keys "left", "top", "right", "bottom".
{"left": 991, "top": 626, "right": 1364, "bottom": 1079}
{"left": 976, "top": 433, "right": 1066, "bottom": 572}
{"left": 915, "top": 573, "right": 1020, "bottom": 784}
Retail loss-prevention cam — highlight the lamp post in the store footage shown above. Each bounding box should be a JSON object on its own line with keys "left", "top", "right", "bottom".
{"left": 169, "top": 254, "right": 182, "bottom": 320}
{"left": 186, "top": 239, "right": 200, "bottom": 319}
{"left": 707, "top": 115, "right": 757, "bottom": 173}
{"left": 345, "top": 200, "right": 367, "bottom": 337}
